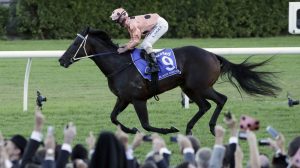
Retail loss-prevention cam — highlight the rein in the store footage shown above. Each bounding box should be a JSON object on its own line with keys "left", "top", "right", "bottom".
{"left": 71, "top": 34, "right": 117, "bottom": 62}
{"left": 71, "top": 33, "right": 142, "bottom": 78}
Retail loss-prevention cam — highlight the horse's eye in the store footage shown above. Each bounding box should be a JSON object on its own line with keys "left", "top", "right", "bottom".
{"left": 117, "top": 12, "right": 120, "bottom": 16}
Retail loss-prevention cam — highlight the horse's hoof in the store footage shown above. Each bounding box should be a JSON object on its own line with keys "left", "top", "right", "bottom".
{"left": 210, "top": 129, "right": 215, "bottom": 136}
{"left": 132, "top": 127, "right": 139, "bottom": 133}
{"left": 209, "top": 124, "right": 216, "bottom": 136}
{"left": 186, "top": 130, "right": 192, "bottom": 135}
{"left": 170, "top": 126, "right": 179, "bottom": 133}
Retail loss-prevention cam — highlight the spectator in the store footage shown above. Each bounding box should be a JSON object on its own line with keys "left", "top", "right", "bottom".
{"left": 288, "top": 136, "right": 300, "bottom": 168}
{"left": 269, "top": 132, "right": 288, "bottom": 167}
{"left": 20, "top": 106, "right": 45, "bottom": 168}
{"left": 195, "top": 147, "right": 212, "bottom": 168}
{"left": 246, "top": 130, "right": 260, "bottom": 168}
{"left": 85, "top": 131, "right": 96, "bottom": 160}
{"left": 288, "top": 136, "right": 300, "bottom": 158}
{"left": 140, "top": 160, "right": 158, "bottom": 168}
{"left": 144, "top": 133, "right": 171, "bottom": 168}
{"left": 187, "top": 135, "right": 201, "bottom": 153}
{"left": 56, "top": 122, "right": 77, "bottom": 168}
{"left": 259, "top": 154, "right": 270, "bottom": 168}
{"left": 115, "top": 125, "right": 142, "bottom": 168}
{"left": 5, "top": 134, "right": 27, "bottom": 167}
{"left": 223, "top": 113, "right": 238, "bottom": 168}
{"left": 175, "top": 161, "right": 196, "bottom": 168}
{"left": 0, "top": 131, "right": 12, "bottom": 168}
{"left": 177, "top": 134, "right": 196, "bottom": 165}
{"left": 42, "top": 126, "right": 56, "bottom": 168}
{"left": 89, "top": 131, "right": 127, "bottom": 168}
{"left": 209, "top": 125, "right": 226, "bottom": 168}
{"left": 71, "top": 144, "right": 88, "bottom": 168}
{"left": 234, "top": 145, "right": 243, "bottom": 168}
{"left": 290, "top": 147, "right": 300, "bottom": 168}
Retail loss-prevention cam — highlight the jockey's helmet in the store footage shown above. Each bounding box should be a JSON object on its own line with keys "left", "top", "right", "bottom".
{"left": 110, "top": 8, "right": 128, "bottom": 23}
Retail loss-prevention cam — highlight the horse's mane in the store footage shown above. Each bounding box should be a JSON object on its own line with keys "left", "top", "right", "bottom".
{"left": 89, "top": 29, "right": 118, "bottom": 49}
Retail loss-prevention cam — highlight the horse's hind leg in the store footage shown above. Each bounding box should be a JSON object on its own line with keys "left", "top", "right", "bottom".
{"left": 132, "top": 99, "right": 179, "bottom": 134}
{"left": 110, "top": 98, "right": 138, "bottom": 134}
{"left": 184, "top": 90, "right": 212, "bottom": 135}
{"left": 202, "top": 88, "right": 227, "bottom": 135}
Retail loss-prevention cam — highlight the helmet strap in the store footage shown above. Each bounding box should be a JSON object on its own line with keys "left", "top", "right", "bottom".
{"left": 116, "top": 10, "right": 127, "bottom": 23}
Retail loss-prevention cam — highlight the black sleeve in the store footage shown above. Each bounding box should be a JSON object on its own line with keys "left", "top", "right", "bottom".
{"left": 162, "top": 153, "right": 171, "bottom": 167}
{"left": 127, "top": 158, "right": 139, "bottom": 168}
{"left": 41, "top": 160, "right": 56, "bottom": 168}
{"left": 183, "top": 152, "right": 196, "bottom": 165}
{"left": 228, "top": 143, "right": 237, "bottom": 168}
{"left": 55, "top": 150, "right": 70, "bottom": 168}
{"left": 20, "top": 139, "right": 41, "bottom": 168}
{"left": 155, "top": 159, "right": 168, "bottom": 168}
{"left": 272, "top": 153, "right": 289, "bottom": 167}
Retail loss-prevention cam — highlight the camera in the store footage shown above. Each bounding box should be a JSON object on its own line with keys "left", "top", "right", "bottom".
{"left": 142, "top": 135, "right": 152, "bottom": 142}
{"left": 287, "top": 93, "right": 299, "bottom": 107}
{"left": 238, "top": 131, "right": 247, "bottom": 140}
{"left": 239, "top": 115, "right": 260, "bottom": 131}
{"left": 47, "top": 126, "right": 54, "bottom": 136}
{"left": 258, "top": 139, "right": 270, "bottom": 146}
{"left": 266, "top": 126, "right": 279, "bottom": 139}
{"left": 224, "top": 111, "right": 232, "bottom": 120}
{"left": 36, "top": 90, "right": 47, "bottom": 107}
{"left": 170, "top": 136, "right": 177, "bottom": 142}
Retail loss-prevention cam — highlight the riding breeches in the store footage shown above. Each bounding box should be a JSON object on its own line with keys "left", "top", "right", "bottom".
{"left": 140, "top": 17, "right": 169, "bottom": 54}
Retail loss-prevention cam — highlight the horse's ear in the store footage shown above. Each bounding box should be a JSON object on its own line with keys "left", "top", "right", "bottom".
{"left": 86, "top": 27, "right": 90, "bottom": 34}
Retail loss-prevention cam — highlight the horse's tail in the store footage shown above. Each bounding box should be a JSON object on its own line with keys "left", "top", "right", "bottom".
{"left": 216, "top": 55, "right": 281, "bottom": 97}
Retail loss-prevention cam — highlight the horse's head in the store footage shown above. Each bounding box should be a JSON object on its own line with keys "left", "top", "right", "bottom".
{"left": 59, "top": 27, "right": 118, "bottom": 68}
{"left": 59, "top": 27, "right": 91, "bottom": 68}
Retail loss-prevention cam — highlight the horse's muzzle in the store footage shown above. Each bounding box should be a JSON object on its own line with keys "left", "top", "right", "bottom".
{"left": 58, "top": 58, "right": 71, "bottom": 68}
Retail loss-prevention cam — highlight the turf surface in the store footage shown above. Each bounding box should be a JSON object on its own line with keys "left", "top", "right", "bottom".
{"left": 0, "top": 36, "right": 299, "bottom": 165}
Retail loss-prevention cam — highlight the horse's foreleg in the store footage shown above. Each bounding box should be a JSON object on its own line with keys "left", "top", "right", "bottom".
{"left": 204, "top": 89, "right": 227, "bottom": 136}
{"left": 132, "top": 99, "right": 179, "bottom": 134}
{"left": 110, "top": 98, "right": 138, "bottom": 134}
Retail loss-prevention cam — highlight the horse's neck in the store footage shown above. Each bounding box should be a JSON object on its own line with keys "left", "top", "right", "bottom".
{"left": 92, "top": 52, "right": 131, "bottom": 77}
{"left": 88, "top": 35, "right": 131, "bottom": 77}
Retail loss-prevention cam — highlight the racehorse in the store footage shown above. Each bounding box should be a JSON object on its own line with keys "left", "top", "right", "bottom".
{"left": 59, "top": 27, "right": 281, "bottom": 135}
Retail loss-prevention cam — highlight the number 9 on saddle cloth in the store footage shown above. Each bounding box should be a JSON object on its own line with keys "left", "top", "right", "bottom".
{"left": 131, "top": 48, "right": 181, "bottom": 81}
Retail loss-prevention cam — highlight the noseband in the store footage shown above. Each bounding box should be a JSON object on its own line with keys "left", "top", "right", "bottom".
{"left": 70, "top": 34, "right": 116, "bottom": 63}
{"left": 71, "top": 34, "right": 89, "bottom": 62}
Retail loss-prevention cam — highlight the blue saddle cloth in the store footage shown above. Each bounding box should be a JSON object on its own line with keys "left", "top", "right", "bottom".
{"left": 131, "top": 48, "right": 181, "bottom": 81}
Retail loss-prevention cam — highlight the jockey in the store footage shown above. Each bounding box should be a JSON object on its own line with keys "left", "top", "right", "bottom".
{"left": 110, "top": 7, "right": 169, "bottom": 74}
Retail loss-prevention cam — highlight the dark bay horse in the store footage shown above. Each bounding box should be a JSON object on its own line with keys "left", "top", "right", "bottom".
{"left": 59, "top": 27, "right": 281, "bottom": 135}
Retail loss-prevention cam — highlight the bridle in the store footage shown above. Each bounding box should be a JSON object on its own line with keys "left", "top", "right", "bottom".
{"left": 69, "top": 32, "right": 140, "bottom": 78}
{"left": 70, "top": 34, "right": 116, "bottom": 63}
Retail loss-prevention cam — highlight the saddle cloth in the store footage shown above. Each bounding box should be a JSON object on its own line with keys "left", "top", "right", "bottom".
{"left": 131, "top": 48, "right": 181, "bottom": 81}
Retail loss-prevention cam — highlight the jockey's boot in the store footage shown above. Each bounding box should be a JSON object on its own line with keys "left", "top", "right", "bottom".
{"left": 149, "top": 52, "right": 160, "bottom": 73}
{"left": 145, "top": 52, "right": 159, "bottom": 74}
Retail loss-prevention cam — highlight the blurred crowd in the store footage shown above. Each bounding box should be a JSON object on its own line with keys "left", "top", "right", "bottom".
{"left": 0, "top": 105, "right": 300, "bottom": 168}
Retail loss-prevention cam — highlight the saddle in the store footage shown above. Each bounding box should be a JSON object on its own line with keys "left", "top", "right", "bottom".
{"left": 131, "top": 48, "right": 181, "bottom": 100}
